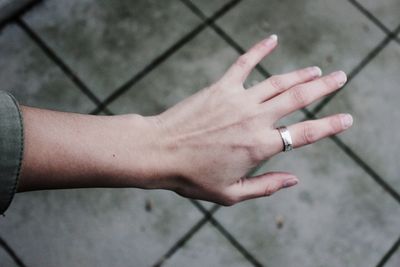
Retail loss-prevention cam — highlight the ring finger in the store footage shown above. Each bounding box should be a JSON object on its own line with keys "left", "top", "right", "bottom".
{"left": 271, "top": 113, "right": 353, "bottom": 154}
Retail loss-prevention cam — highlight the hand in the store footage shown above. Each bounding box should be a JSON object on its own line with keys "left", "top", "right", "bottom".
{"left": 151, "top": 35, "right": 352, "bottom": 206}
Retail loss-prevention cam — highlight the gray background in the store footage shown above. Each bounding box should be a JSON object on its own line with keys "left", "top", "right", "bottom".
{"left": 0, "top": 0, "right": 399, "bottom": 266}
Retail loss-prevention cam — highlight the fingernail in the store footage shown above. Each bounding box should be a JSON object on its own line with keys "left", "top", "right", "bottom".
{"left": 283, "top": 178, "right": 298, "bottom": 188}
{"left": 341, "top": 113, "right": 353, "bottom": 129}
{"left": 331, "top": 71, "right": 347, "bottom": 87}
{"left": 264, "top": 34, "right": 278, "bottom": 46}
{"left": 309, "top": 66, "right": 322, "bottom": 77}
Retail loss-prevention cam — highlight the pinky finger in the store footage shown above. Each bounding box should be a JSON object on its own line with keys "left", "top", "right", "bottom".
{"left": 286, "top": 113, "right": 353, "bottom": 149}
{"left": 224, "top": 172, "right": 299, "bottom": 204}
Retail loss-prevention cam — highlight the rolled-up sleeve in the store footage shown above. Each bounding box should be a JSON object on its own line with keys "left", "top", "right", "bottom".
{"left": 0, "top": 91, "right": 23, "bottom": 214}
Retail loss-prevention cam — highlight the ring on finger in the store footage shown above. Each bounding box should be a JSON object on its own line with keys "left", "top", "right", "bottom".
{"left": 276, "top": 126, "right": 293, "bottom": 152}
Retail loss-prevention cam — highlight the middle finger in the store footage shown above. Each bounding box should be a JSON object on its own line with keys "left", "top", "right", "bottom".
{"left": 264, "top": 71, "right": 347, "bottom": 121}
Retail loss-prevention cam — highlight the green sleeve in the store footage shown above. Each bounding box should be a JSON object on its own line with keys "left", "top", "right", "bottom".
{"left": 0, "top": 91, "right": 24, "bottom": 215}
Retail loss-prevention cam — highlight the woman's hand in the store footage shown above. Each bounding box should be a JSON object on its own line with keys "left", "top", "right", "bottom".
{"left": 151, "top": 35, "right": 352, "bottom": 206}
{"left": 17, "top": 35, "right": 352, "bottom": 207}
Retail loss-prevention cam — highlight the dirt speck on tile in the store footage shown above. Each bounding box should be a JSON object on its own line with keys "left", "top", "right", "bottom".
{"left": 275, "top": 214, "right": 284, "bottom": 229}
{"left": 145, "top": 198, "right": 153, "bottom": 212}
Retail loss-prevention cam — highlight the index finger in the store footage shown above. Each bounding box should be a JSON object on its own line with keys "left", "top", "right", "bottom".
{"left": 221, "top": 35, "right": 278, "bottom": 85}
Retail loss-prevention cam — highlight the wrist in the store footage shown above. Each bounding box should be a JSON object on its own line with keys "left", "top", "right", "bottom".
{"left": 108, "top": 114, "right": 178, "bottom": 190}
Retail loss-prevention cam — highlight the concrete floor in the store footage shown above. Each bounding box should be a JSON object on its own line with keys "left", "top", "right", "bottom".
{"left": 0, "top": 0, "right": 400, "bottom": 266}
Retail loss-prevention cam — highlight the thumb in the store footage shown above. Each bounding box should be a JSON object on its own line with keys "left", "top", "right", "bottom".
{"left": 226, "top": 172, "right": 299, "bottom": 203}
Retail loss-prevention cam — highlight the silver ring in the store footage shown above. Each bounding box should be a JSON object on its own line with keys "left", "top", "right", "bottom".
{"left": 277, "top": 126, "right": 293, "bottom": 152}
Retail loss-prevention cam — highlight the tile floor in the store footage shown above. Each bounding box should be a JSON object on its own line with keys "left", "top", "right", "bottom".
{"left": 0, "top": 0, "right": 399, "bottom": 266}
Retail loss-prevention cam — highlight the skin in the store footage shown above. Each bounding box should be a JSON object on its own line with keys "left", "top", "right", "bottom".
{"left": 18, "top": 35, "right": 353, "bottom": 206}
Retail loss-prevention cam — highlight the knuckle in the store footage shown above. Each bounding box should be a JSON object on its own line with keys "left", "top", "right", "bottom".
{"left": 237, "top": 119, "right": 252, "bottom": 132}
{"left": 249, "top": 147, "right": 265, "bottom": 163}
{"left": 240, "top": 133, "right": 266, "bottom": 164}
{"left": 302, "top": 122, "right": 317, "bottom": 144}
{"left": 268, "top": 75, "right": 286, "bottom": 92}
{"left": 330, "top": 116, "right": 344, "bottom": 133}
{"left": 253, "top": 42, "right": 266, "bottom": 52}
{"left": 289, "top": 86, "right": 308, "bottom": 106}
{"left": 235, "top": 54, "right": 250, "bottom": 69}
{"left": 250, "top": 136, "right": 268, "bottom": 162}
{"left": 300, "top": 67, "right": 316, "bottom": 79}
{"left": 264, "top": 183, "right": 277, "bottom": 197}
{"left": 321, "top": 75, "right": 338, "bottom": 89}
{"left": 236, "top": 144, "right": 259, "bottom": 165}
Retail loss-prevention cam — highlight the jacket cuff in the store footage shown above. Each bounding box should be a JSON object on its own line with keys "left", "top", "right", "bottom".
{"left": 0, "top": 91, "right": 24, "bottom": 214}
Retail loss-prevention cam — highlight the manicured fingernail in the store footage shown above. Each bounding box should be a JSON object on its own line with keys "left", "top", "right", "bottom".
{"left": 264, "top": 34, "right": 278, "bottom": 46}
{"left": 341, "top": 113, "right": 353, "bottom": 129}
{"left": 309, "top": 66, "right": 322, "bottom": 77}
{"left": 331, "top": 71, "right": 347, "bottom": 87}
{"left": 270, "top": 34, "right": 278, "bottom": 41}
{"left": 283, "top": 178, "right": 298, "bottom": 188}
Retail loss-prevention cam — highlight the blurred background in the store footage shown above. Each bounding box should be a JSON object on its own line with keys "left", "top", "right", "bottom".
{"left": 0, "top": 0, "right": 399, "bottom": 266}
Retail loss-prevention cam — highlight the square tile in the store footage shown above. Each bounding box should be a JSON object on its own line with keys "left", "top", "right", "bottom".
{"left": 214, "top": 0, "right": 387, "bottom": 110}
{"left": 23, "top": 0, "right": 202, "bottom": 100}
{"left": 162, "top": 223, "right": 253, "bottom": 267}
{"left": 214, "top": 138, "right": 400, "bottom": 266}
{"left": 0, "top": 189, "right": 203, "bottom": 267}
{"left": 319, "top": 42, "right": 400, "bottom": 193}
{"left": 0, "top": 24, "right": 95, "bottom": 113}
{"left": 358, "top": 0, "right": 400, "bottom": 30}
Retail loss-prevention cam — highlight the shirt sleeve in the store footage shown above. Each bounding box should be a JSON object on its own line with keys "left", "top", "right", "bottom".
{"left": 0, "top": 91, "right": 23, "bottom": 215}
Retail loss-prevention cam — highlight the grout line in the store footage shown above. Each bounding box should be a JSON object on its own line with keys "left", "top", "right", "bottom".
{"left": 180, "top": 0, "right": 270, "bottom": 78}
{"left": 0, "top": 0, "right": 42, "bottom": 30}
{"left": 190, "top": 201, "right": 264, "bottom": 267}
{"left": 90, "top": 0, "right": 244, "bottom": 115}
{"left": 0, "top": 236, "right": 27, "bottom": 267}
{"left": 329, "top": 134, "right": 400, "bottom": 203}
{"left": 395, "top": 29, "right": 400, "bottom": 42}
{"left": 151, "top": 204, "right": 220, "bottom": 267}
{"left": 15, "top": 18, "right": 113, "bottom": 115}
{"left": 347, "top": 0, "right": 400, "bottom": 46}
{"left": 347, "top": 0, "right": 392, "bottom": 36}
{"left": 90, "top": 22, "right": 207, "bottom": 114}
{"left": 179, "top": 0, "right": 244, "bottom": 53}
{"left": 376, "top": 234, "right": 400, "bottom": 267}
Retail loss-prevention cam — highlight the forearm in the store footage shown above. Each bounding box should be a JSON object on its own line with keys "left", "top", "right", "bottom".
{"left": 18, "top": 106, "right": 173, "bottom": 192}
